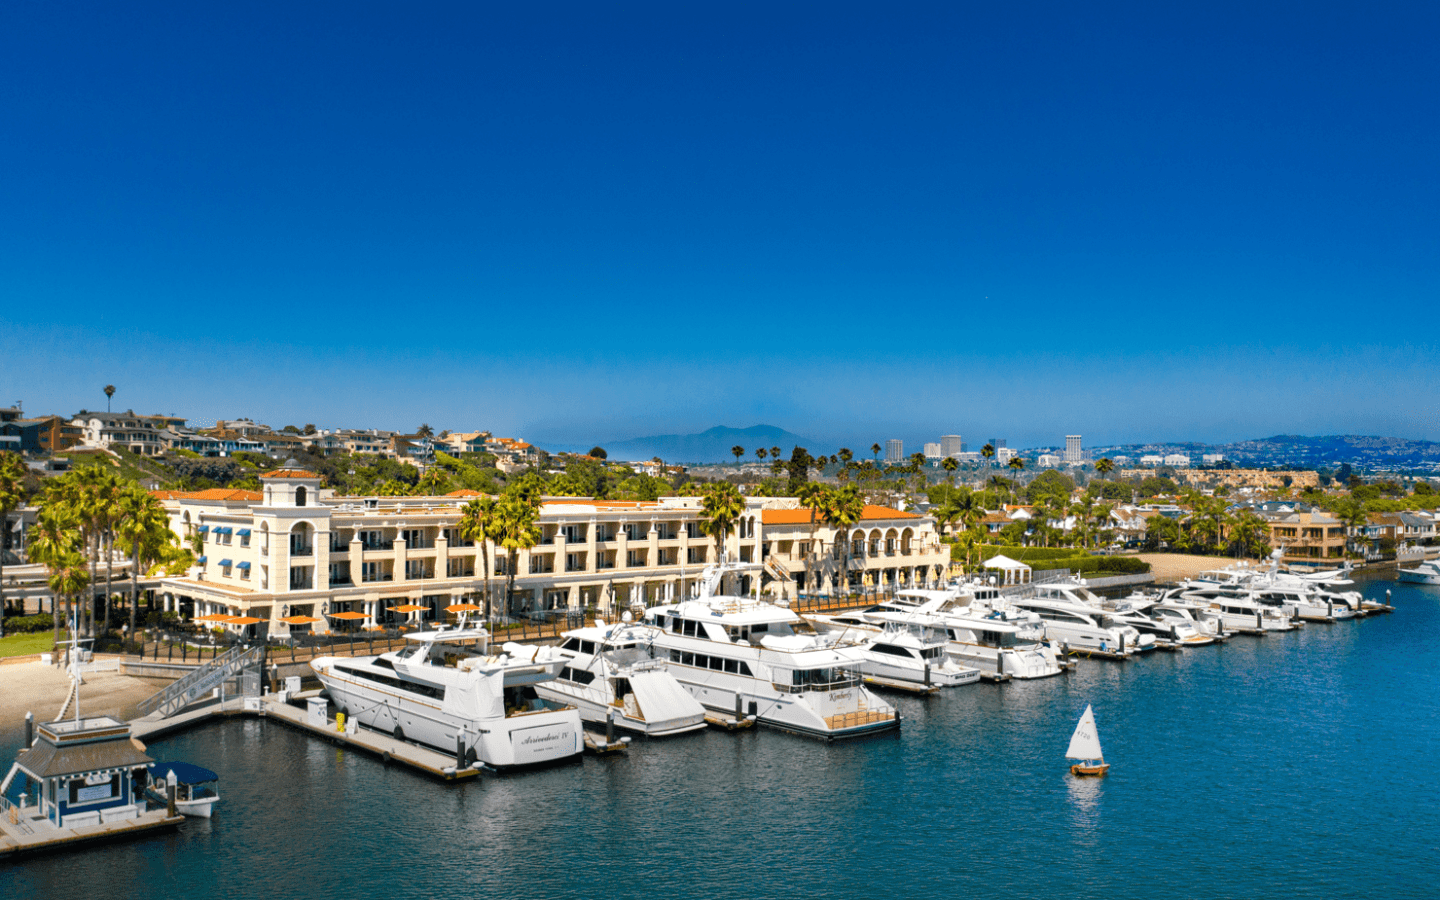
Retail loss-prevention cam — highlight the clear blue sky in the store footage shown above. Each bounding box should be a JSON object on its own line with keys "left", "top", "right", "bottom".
{"left": 2, "top": 2, "right": 1436, "bottom": 451}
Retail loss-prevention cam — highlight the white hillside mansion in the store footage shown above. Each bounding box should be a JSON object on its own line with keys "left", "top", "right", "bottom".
{"left": 152, "top": 465, "right": 948, "bottom": 635}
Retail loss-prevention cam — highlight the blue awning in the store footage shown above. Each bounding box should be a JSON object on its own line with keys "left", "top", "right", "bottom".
{"left": 149, "top": 762, "right": 218, "bottom": 785}
{"left": 237, "top": 561, "right": 251, "bottom": 569}
{"left": 197, "top": 526, "right": 209, "bottom": 534}
{"left": 217, "top": 527, "right": 233, "bottom": 535}
{"left": 196, "top": 556, "right": 208, "bottom": 564}
{"left": 219, "top": 559, "right": 233, "bottom": 567}
{"left": 237, "top": 528, "right": 251, "bottom": 536}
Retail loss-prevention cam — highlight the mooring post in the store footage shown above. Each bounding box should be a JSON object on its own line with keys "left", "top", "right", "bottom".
{"left": 1387, "top": 588, "right": 1392, "bottom": 608}
{"left": 166, "top": 771, "right": 177, "bottom": 818}
{"left": 456, "top": 733, "right": 465, "bottom": 769}
{"left": 24, "top": 711, "right": 33, "bottom": 749}
{"left": 606, "top": 707, "right": 615, "bottom": 744}
{"left": 1256, "top": 611, "right": 1262, "bottom": 631}
{"left": 734, "top": 693, "right": 742, "bottom": 722}
{"left": 1120, "top": 633, "right": 1125, "bottom": 656}
{"left": 924, "top": 662, "right": 931, "bottom": 687}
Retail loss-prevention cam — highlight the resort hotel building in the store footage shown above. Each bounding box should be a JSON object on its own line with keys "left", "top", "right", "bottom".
{"left": 152, "top": 465, "right": 950, "bottom": 635}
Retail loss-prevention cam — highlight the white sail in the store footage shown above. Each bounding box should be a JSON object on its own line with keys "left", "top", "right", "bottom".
{"left": 1065, "top": 704, "right": 1103, "bottom": 760}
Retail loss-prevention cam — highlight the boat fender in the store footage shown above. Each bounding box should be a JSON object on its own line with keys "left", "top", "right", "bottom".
{"left": 382, "top": 751, "right": 391, "bottom": 764}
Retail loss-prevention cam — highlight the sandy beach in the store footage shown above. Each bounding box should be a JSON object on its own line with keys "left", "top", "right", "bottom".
{"left": 1134, "top": 552, "right": 1252, "bottom": 583}
{"left": 0, "top": 661, "right": 168, "bottom": 746}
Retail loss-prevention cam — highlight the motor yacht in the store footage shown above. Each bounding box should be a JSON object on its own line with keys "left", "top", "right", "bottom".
{"left": 536, "top": 618, "right": 708, "bottom": 737}
{"left": 1010, "top": 594, "right": 1154, "bottom": 656}
{"left": 643, "top": 561, "right": 900, "bottom": 741}
{"left": 311, "top": 626, "right": 584, "bottom": 770}
{"left": 1399, "top": 559, "right": 1440, "bottom": 585}
{"left": 852, "top": 623, "right": 980, "bottom": 688}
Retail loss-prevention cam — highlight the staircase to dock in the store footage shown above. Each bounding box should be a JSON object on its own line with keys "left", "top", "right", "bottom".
{"left": 136, "top": 645, "right": 265, "bottom": 719}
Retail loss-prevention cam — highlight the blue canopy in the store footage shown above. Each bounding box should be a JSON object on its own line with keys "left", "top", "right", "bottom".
{"left": 196, "top": 556, "right": 208, "bottom": 564}
{"left": 237, "top": 528, "right": 251, "bottom": 536}
{"left": 219, "top": 559, "right": 233, "bottom": 567}
{"left": 217, "top": 527, "right": 233, "bottom": 535}
{"left": 149, "top": 761, "right": 218, "bottom": 784}
{"left": 197, "top": 526, "right": 210, "bottom": 534}
{"left": 237, "top": 561, "right": 251, "bottom": 569}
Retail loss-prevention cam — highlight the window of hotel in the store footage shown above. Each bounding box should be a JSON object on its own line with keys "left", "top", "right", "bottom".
{"left": 627, "top": 550, "right": 645, "bottom": 567}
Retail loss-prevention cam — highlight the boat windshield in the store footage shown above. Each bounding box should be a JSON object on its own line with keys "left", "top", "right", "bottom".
{"left": 776, "top": 666, "right": 858, "bottom": 693}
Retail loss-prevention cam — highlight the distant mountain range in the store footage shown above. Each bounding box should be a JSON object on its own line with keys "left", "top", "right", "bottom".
{"left": 539, "top": 424, "right": 823, "bottom": 464}
{"left": 1094, "top": 435, "right": 1440, "bottom": 470}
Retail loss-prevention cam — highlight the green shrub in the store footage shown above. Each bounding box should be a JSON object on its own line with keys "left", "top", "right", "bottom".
{"left": 3, "top": 613, "right": 59, "bottom": 633}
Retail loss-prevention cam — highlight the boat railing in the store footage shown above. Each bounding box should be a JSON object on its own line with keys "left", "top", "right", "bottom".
{"left": 771, "top": 675, "right": 861, "bottom": 694}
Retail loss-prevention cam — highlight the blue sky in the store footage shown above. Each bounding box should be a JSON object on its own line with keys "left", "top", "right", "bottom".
{"left": 2, "top": 2, "right": 1436, "bottom": 452}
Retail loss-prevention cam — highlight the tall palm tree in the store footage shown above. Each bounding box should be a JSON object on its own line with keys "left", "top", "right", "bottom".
{"left": 0, "top": 451, "right": 27, "bottom": 634}
{"left": 104, "top": 384, "right": 116, "bottom": 412}
{"left": 29, "top": 503, "right": 85, "bottom": 659}
{"left": 458, "top": 496, "right": 498, "bottom": 618}
{"left": 909, "top": 452, "right": 925, "bottom": 474}
{"left": 822, "top": 485, "right": 865, "bottom": 598}
{"left": 942, "top": 456, "right": 959, "bottom": 487}
{"left": 495, "top": 494, "right": 540, "bottom": 617}
{"left": 1007, "top": 456, "right": 1025, "bottom": 504}
{"left": 837, "top": 448, "right": 854, "bottom": 485}
{"left": 699, "top": 480, "right": 745, "bottom": 566}
{"left": 755, "top": 448, "right": 767, "bottom": 467}
{"left": 770, "top": 445, "right": 781, "bottom": 464}
{"left": 797, "top": 482, "right": 831, "bottom": 595}
{"left": 115, "top": 487, "right": 175, "bottom": 641}
{"left": 981, "top": 443, "right": 996, "bottom": 468}
{"left": 731, "top": 445, "right": 745, "bottom": 465}
{"left": 870, "top": 443, "right": 881, "bottom": 462}
{"left": 1095, "top": 457, "right": 1115, "bottom": 479}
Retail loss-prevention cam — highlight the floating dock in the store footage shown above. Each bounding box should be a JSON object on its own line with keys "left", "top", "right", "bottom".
{"left": 703, "top": 711, "right": 756, "bottom": 731}
{"left": 0, "top": 805, "right": 184, "bottom": 858}
{"left": 862, "top": 675, "right": 940, "bottom": 695}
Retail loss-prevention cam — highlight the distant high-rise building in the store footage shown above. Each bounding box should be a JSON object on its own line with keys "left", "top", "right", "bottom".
{"left": 941, "top": 434, "right": 963, "bottom": 458}
{"left": 996, "top": 447, "right": 1017, "bottom": 465}
{"left": 924, "top": 442, "right": 942, "bottom": 459}
{"left": 885, "top": 439, "right": 903, "bottom": 462}
{"left": 1064, "top": 435, "right": 1082, "bottom": 464}
{"left": 986, "top": 438, "right": 1006, "bottom": 451}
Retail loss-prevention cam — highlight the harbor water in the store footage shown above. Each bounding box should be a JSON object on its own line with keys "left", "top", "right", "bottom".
{"left": 4, "top": 576, "right": 1437, "bottom": 899}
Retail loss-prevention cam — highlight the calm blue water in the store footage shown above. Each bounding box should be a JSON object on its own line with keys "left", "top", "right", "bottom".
{"left": 5, "top": 576, "right": 1438, "bottom": 900}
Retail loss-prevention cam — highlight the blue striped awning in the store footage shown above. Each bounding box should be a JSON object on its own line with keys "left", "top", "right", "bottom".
{"left": 237, "top": 528, "right": 251, "bottom": 536}
{"left": 217, "top": 527, "right": 233, "bottom": 535}
{"left": 219, "top": 559, "right": 233, "bottom": 567}
{"left": 237, "top": 561, "right": 251, "bottom": 569}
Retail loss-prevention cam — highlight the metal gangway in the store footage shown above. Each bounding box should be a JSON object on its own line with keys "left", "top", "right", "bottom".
{"left": 999, "top": 568, "right": 1075, "bottom": 601}
{"left": 135, "top": 644, "right": 266, "bottom": 719}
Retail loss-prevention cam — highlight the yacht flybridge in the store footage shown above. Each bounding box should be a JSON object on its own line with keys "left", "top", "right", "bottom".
{"left": 643, "top": 559, "right": 900, "bottom": 741}
{"left": 311, "top": 625, "right": 583, "bottom": 770}
{"left": 536, "top": 618, "right": 708, "bottom": 737}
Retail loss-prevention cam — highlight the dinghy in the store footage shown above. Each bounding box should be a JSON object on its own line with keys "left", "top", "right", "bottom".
{"left": 1066, "top": 704, "right": 1109, "bottom": 777}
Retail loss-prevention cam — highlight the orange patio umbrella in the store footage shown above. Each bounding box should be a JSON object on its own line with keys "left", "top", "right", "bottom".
{"left": 227, "top": 616, "right": 262, "bottom": 625}
{"left": 279, "top": 615, "right": 321, "bottom": 625}
{"left": 328, "top": 611, "right": 368, "bottom": 620}
{"left": 445, "top": 603, "right": 483, "bottom": 613}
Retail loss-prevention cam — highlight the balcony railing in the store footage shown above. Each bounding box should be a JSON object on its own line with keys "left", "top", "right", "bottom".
{"left": 290, "top": 578, "right": 314, "bottom": 590}
{"left": 290, "top": 545, "right": 313, "bottom": 557}
{"left": 362, "top": 573, "right": 394, "bottom": 583}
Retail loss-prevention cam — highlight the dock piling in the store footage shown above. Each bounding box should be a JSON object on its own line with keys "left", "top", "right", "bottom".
{"left": 455, "top": 734, "right": 465, "bottom": 770}
{"left": 23, "top": 711, "right": 33, "bottom": 749}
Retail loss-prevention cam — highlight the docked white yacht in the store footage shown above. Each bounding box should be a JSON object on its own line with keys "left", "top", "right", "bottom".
{"left": 1178, "top": 587, "right": 1296, "bottom": 632}
{"left": 311, "top": 626, "right": 584, "bottom": 770}
{"left": 866, "top": 589, "right": 1063, "bottom": 679}
{"left": 853, "top": 624, "right": 981, "bottom": 688}
{"left": 535, "top": 618, "right": 708, "bottom": 737}
{"left": 1011, "top": 592, "right": 1154, "bottom": 656}
{"left": 1399, "top": 559, "right": 1440, "bottom": 585}
{"left": 643, "top": 561, "right": 900, "bottom": 741}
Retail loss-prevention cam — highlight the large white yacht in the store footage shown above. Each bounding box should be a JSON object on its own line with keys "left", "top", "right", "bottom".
{"left": 840, "top": 589, "right": 1064, "bottom": 679}
{"left": 1011, "top": 592, "right": 1154, "bottom": 656}
{"left": 535, "top": 618, "right": 708, "bottom": 737}
{"left": 853, "top": 623, "right": 981, "bottom": 688}
{"left": 642, "top": 561, "right": 900, "bottom": 741}
{"left": 311, "top": 626, "right": 584, "bottom": 770}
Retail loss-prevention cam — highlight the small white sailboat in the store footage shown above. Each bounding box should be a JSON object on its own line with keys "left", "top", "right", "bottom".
{"left": 1066, "top": 704, "right": 1109, "bottom": 777}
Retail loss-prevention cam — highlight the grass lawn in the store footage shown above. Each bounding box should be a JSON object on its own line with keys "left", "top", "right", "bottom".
{"left": 0, "top": 629, "right": 67, "bottom": 658}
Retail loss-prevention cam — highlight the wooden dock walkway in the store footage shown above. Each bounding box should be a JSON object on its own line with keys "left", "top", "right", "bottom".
{"left": 0, "top": 806, "right": 184, "bottom": 859}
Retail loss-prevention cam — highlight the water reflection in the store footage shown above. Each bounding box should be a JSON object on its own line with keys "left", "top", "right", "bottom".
{"left": 1065, "top": 771, "right": 1104, "bottom": 841}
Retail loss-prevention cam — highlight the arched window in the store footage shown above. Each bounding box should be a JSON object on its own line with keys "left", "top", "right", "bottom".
{"left": 296, "top": 486, "right": 307, "bottom": 507}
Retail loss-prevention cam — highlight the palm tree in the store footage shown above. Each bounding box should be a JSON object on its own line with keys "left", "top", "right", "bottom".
{"left": 416, "top": 423, "right": 434, "bottom": 438}
{"left": 909, "top": 452, "right": 926, "bottom": 474}
{"left": 731, "top": 445, "right": 745, "bottom": 466}
{"left": 458, "top": 496, "right": 498, "bottom": 618}
{"left": 699, "top": 480, "right": 745, "bottom": 566}
{"left": 495, "top": 494, "right": 540, "bottom": 617}
{"left": 822, "top": 485, "right": 865, "bottom": 598}
{"left": 0, "top": 451, "right": 26, "bottom": 636}
{"left": 1007, "top": 456, "right": 1025, "bottom": 504}
{"left": 29, "top": 503, "right": 86, "bottom": 660}
{"left": 755, "top": 448, "right": 767, "bottom": 467}
{"left": 770, "top": 445, "right": 781, "bottom": 464}
{"left": 797, "top": 483, "right": 831, "bottom": 595}
{"left": 871, "top": 443, "right": 881, "bottom": 462}
{"left": 837, "top": 448, "right": 854, "bottom": 485}
{"left": 115, "top": 487, "right": 175, "bottom": 641}
{"left": 1095, "top": 457, "right": 1115, "bottom": 479}
{"left": 981, "top": 443, "right": 996, "bottom": 468}
{"left": 104, "top": 384, "right": 116, "bottom": 412}
{"left": 942, "top": 456, "right": 958, "bottom": 487}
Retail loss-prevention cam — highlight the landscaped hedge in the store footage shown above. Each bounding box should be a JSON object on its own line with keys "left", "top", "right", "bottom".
{"left": 950, "top": 545, "right": 1151, "bottom": 575}
{"left": 2, "top": 614, "right": 59, "bottom": 633}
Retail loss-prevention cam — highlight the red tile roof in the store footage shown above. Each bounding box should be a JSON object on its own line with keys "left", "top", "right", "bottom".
{"left": 187, "top": 488, "right": 263, "bottom": 502}
{"left": 761, "top": 505, "right": 920, "bottom": 525}
{"left": 262, "top": 469, "right": 319, "bottom": 479}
